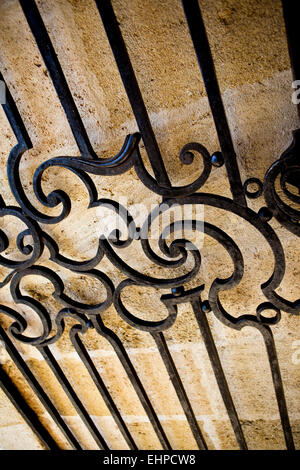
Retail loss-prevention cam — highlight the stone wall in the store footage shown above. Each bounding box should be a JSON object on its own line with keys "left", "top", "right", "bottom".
{"left": 0, "top": 0, "right": 299, "bottom": 450}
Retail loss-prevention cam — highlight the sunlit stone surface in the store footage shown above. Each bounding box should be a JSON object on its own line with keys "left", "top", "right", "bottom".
{"left": 0, "top": 0, "right": 299, "bottom": 450}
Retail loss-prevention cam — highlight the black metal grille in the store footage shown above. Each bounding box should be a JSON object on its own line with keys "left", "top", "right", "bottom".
{"left": 0, "top": 0, "right": 299, "bottom": 450}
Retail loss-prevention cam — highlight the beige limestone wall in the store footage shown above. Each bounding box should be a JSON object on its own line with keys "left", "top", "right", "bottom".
{"left": 0, "top": 0, "right": 299, "bottom": 450}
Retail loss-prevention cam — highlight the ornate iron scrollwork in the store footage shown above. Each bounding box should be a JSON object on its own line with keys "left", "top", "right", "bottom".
{"left": 264, "top": 128, "right": 300, "bottom": 237}
{"left": 0, "top": 0, "right": 299, "bottom": 451}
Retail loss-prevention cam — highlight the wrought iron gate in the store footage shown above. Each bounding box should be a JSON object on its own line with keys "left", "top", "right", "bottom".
{"left": 0, "top": 0, "right": 299, "bottom": 450}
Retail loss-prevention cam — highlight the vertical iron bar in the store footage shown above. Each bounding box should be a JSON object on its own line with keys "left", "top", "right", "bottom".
{"left": 93, "top": 316, "right": 172, "bottom": 450}
{"left": 38, "top": 345, "right": 109, "bottom": 450}
{"left": 261, "top": 326, "right": 295, "bottom": 450}
{"left": 281, "top": 0, "right": 300, "bottom": 121}
{"left": 95, "top": 0, "right": 171, "bottom": 188}
{"left": 181, "top": 0, "right": 247, "bottom": 206}
{"left": 152, "top": 331, "right": 208, "bottom": 450}
{"left": 191, "top": 298, "right": 247, "bottom": 449}
{"left": 0, "top": 324, "right": 81, "bottom": 449}
{"left": 0, "top": 364, "right": 59, "bottom": 450}
{"left": 18, "top": 0, "right": 94, "bottom": 158}
{"left": 0, "top": 72, "right": 32, "bottom": 149}
{"left": 71, "top": 331, "right": 138, "bottom": 450}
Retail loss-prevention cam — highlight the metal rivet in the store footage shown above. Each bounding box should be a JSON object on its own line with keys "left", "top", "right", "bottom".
{"left": 171, "top": 286, "right": 184, "bottom": 296}
{"left": 258, "top": 207, "right": 272, "bottom": 222}
{"left": 211, "top": 151, "right": 224, "bottom": 167}
{"left": 201, "top": 300, "right": 211, "bottom": 313}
